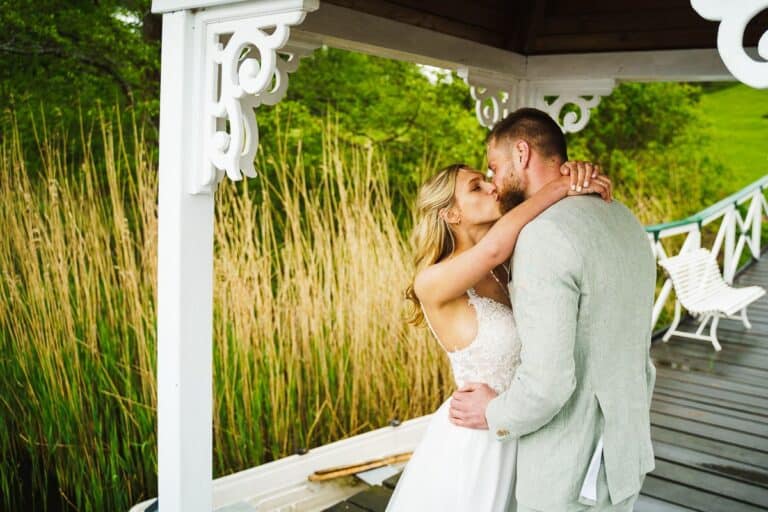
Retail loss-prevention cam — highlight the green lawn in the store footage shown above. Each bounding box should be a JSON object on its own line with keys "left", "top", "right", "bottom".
{"left": 699, "top": 83, "right": 768, "bottom": 188}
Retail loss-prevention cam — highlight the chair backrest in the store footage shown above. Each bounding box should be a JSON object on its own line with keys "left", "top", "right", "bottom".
{"left": 658, "top": 248, "right": 728, "bottom": 308}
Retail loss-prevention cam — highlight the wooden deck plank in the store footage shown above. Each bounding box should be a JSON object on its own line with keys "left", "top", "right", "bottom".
{"left": 717, "top": 324, "right": 768, "bottom": 339}
{"left": 653, "top": 342, "right": 768, "bottom": 367}
{"left": 654, "top": 367, "right": 767, "bottom": 397}
{"left": 721, "top": 307, "right": 768, "bottom": 324}
{"left": 641, "top": 474, "right": 767, "bottom": 511}
{"left": 653, "top": 329, "right": 768, "bottom": 353}
{"left": 686, "top": 333, "right": 768, "bottom": 351}
{"left": 714, "top": 326, "right": 768, "bottom": 345}
{"left": 650, "top": 353, "right": 768, "bottom": 386}
{"left": 723, "top": 308, "right": 768, "bottom": 321}
{"left": 653, "top": 354, "right": 768, "bottom": 382}
{"left": 651, "top": 401, "right": 768, "bottom": 439}
{"left": 656, "top": 343, "right": 768, "bottom": 361}
{"left": 382, "top": 473, "right": 401, "bottom": 490}
{"left": 651, "top": 459, "right": 768, "bottom": 508}
{"left": 668, "top": 327, "right": 768, "bottom": 349}
{"left": 654, "top": 388, "right": 768, "bottom": 419}
{"left": 651, "top": 426, "right": 768, "bottom": 468}
{"left": 656, "top": 374, "right": 768, "bottom": 407}
{"left": 652, "top": 344, "right": 768, "bottom": 376}
{"left": 652, "top": 440, "right": 768, "bottom": 487}
{"left": 634, "top": 494, "right": 697, "bottom": 511}
{"left": 652, "top": 392, "right": 768, "bottom": 421}
{"left": 346, "top": 486, "right": 392, "bottom": 511}
{"left": 653, "top": 379, "right": 768, "bottom": 411}
{"left": 649, "top": 410, "right": 768, "bottom": 451}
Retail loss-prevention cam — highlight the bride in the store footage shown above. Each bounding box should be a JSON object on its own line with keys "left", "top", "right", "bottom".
{"left": 386, "top": 162, "right": 612, "bottom": 511}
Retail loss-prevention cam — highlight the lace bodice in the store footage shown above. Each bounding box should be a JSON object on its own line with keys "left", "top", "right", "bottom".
{"left": 425, "top": 288, "right": 522, "bottom": 394}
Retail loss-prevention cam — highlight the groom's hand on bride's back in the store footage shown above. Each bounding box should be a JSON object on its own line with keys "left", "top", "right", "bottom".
{"left": 560, "top": 160, "right": 613, "bottom": 202}
{"left": 448, "top": 382, "right": 498, "bottom": 430}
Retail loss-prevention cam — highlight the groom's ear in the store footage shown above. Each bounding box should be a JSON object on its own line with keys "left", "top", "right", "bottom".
{"left": 516, "top": 140, "right": 531, "bottom": 169}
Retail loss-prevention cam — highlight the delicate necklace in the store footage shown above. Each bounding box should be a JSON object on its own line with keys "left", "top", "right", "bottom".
{"left": 489, "top": 268, "right": 510, "bottom": 302}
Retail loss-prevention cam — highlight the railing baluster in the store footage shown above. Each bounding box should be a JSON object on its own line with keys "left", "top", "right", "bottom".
{"left": 724, "top": 207, "right": 736, "bottom": 283}
{"left": 651, "top": 279, "right": 674, "bottom": 328}
{"left": 751, "top": 189, "right": 762, "bottom": 258}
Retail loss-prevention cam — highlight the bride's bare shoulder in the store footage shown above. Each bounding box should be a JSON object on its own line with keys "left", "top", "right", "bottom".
{"left": 413, "top": 262, "right": 449, "bottom": 305}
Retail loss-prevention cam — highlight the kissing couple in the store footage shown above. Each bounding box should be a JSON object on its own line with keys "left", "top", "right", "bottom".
{"left": 387, "top": 108, "right": 657, "bottom": 512}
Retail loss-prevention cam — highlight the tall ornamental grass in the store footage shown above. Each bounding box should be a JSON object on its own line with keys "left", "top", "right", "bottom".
{"left": 0, "top": 113, "right": 450, "bottom": 511}
{"left": 1, "top": 105, "right": 757, "bottom": 510}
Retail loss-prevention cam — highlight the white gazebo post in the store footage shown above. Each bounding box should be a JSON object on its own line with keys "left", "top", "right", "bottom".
{"left": 153, "top": 1, "right": 317, "bottom": 510}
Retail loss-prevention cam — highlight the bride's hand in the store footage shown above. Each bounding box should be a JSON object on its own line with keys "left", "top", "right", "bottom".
{"left": 560, "top": 160, "right": 612, "bottom": 202}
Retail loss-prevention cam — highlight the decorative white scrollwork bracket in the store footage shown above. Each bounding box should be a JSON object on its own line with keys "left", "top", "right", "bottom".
{"left": 691, "top": 0, "right": 768, "bottom": 89}
{"left": 465, "top": 78, "right": 536, "bottom": 129}
{"left": 196, "top": 2, "right": 319, "bottom": 194}
{"left": 535, "top": 81, "right": 615, "bottom": 133}
{"left": 460, "top": 69, "right": 615, "bottom": 133}
{"left": 539, "top": 95, "right": 603, "bottom": 133}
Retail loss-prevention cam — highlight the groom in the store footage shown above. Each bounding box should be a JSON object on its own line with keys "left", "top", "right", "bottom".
{"left": 449, "top": 108, "right": 657, "bottom": 511}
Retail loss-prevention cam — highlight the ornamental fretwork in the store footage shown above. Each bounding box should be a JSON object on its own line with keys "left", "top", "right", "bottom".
{"left": 198, "top": 13, "right": 318, "bottom": 193}
{"left": 692, "top": 0, "right": 768, "bottom": 89}
{"left": 460, "top": 69, "right": 615, "bottom": 133}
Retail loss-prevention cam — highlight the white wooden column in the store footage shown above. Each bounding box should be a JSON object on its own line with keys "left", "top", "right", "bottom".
{"left": 157, "top": 10, "right": 215, "bottom": 511}
{"left": 154, "top": 1, "right": 317, "bottom": 510}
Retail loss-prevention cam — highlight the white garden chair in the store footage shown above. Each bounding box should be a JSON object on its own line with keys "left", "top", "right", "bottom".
{"left": 658, "top": 248, "right": 766, "bottom": 351}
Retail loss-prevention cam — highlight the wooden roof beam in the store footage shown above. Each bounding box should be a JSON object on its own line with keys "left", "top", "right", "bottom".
{"left": 294, "top": 3, "right": 527, "bottom": 76}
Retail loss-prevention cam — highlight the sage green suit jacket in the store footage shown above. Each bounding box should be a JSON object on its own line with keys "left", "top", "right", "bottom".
{"left": 485, "top": 196, "right": 657, "bottom": 510}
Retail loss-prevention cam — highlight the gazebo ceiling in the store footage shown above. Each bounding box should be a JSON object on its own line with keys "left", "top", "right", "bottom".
{"left": 324, "top": 0, "right": 768, "bottom": 55}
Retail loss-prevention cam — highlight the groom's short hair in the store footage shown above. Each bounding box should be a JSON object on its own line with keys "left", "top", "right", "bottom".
{"left": 487, "top": 108, "right": 568, "bottom": 162}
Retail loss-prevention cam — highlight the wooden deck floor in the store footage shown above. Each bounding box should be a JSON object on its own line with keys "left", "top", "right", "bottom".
{"left": 325, "top": 257, "right": 768, "bottom": 512}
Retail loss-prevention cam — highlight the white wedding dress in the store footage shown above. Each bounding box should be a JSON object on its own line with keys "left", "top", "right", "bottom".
{"left": 386, "top": 288, "right": 522, "bottom": 512}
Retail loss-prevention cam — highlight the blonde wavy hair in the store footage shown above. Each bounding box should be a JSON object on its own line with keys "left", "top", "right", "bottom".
{"left": 405, "top": 163, "right": 481, "bottom": 324}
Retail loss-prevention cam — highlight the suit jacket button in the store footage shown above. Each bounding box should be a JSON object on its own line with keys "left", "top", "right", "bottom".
{"left": 496, "top": 429, "right": 509, "bottom": 437}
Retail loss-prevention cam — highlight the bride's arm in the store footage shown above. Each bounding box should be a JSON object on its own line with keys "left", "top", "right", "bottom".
{"left": 415, "top": 175, "right": 579, "bottom": 306}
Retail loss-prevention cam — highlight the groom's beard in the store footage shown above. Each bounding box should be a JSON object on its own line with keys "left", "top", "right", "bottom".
{"left": 499, "top": 182, "right": 526, "bottom": 214}
{"left": 500, "top": 189, "right": 525, "bottom": 213}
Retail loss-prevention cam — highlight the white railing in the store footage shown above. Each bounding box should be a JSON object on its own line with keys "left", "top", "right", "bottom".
{"left": 646, "top": 175, "right": 768, "bottom": 330}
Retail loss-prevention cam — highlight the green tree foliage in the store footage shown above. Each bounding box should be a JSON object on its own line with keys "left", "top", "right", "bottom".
{"left": 0, "top": 0, "right": 160, "bottom": 166}
{"left": 572, "top": 82, "right": 703, "bottom": 154}
{"left": 567, "top": 83, "right": 732, "bottom": 224}
{"left": 286, "top": 48, "right": 485, "bottom": 164}
{"left": 256, "top": 48, "right": 487, "bottom": 222}
{"left": 0, "top": 0, "right": 158, "bottom": 107}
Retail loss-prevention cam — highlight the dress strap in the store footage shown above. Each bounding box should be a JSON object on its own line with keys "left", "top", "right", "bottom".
{"left": 420, "top": 304, "right": 449, "bottom": 353}
{"left": 466, "top": 287, "right": 481, "bottom": 307}
{"left": 421, "top": 289, "right": 476, "bottom": 353}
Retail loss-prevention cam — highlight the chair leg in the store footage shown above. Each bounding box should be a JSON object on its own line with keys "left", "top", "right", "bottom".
{"left": 663, "top": 301, "right": 683, "bottom": 342}
{"left": 741, "top": 307, "right": 752, "bottom": 329}
{"left": 709, "top": 315, "right": 722, "bottom": 352}
{"left": 695, "top": 314, "right": 711, "bottom": 336}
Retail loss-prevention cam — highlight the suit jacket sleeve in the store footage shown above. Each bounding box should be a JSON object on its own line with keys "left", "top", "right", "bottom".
{"left": 486, "top": 218, "right": 581, "bottom": 439}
